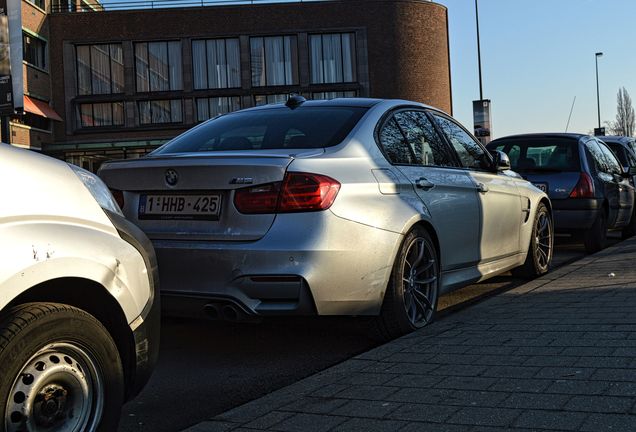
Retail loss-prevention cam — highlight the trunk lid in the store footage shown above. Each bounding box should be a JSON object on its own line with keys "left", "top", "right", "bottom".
{"left": 517, "top": 170, "right": 581, "bottom": 200}
{"left": 99, "top": 151, "right": 316, "bottom": 241}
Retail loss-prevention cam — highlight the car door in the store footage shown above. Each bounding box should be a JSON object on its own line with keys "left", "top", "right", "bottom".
{"left": 585, "top": 139, "right": 627, "bottom": 227}
{"left": 377, "top": 109, "right": 481, "bottom": 272}
{"left": 429, "top": 112, "right": 523, "bottom": 263}
{"left": 597, "top": 140, "right": 634, "bottom": 226}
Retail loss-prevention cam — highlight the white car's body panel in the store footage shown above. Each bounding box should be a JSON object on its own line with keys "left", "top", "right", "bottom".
{"left": 0, "top": 145, "right": 150, "bottom": 324}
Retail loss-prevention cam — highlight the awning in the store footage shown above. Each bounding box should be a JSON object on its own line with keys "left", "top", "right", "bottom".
{"left": 23, "top": 96, "right": 63, "bottom": 122}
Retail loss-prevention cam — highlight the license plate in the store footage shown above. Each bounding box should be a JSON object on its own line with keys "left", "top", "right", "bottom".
{"left": 138, "top": 194, "right": 221, "bottom": 220}
{"left": 532, "top": 183, "right": 548, "bottom": 193}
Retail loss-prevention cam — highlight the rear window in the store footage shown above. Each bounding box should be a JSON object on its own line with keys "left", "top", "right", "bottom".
{"left": 607, "top": 144, "right": 628, "bottom": 166}
{"left": 491, "top": 137, "right": 580, "bottom": 172}
{"left": 152, "top": 106, "right": 368, "bottom": 154}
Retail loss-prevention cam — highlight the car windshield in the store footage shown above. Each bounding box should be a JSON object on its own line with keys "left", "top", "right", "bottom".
{"left": 151, "top": 106, "right": 368, "bottom": 155}
{"left": 491, "top": 137, "right": 580, "bottom": 172}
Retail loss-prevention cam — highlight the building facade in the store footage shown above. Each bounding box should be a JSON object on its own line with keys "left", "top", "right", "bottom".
{"left": 15, "top": 0, "right": 452, "bottom": 171}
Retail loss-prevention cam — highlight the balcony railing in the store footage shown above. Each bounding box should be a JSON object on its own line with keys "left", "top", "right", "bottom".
{"left": 50, "top": 0, "right": 327, "bottom": 13}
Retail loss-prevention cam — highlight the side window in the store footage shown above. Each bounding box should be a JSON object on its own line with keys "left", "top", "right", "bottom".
{"left": 585, "top": 140, "right": 609, "bottom": 173}
{"left": 597, "top": 141, "right": 622, "bottom": 174}
{"left": 393, "top": 110, "right": 456, "bottom": 167}
{"left": 378, "top": 117, "right": 413, "bottom": 165}
{"left": 432, "top": 114, "right": 490, "bottom": 170}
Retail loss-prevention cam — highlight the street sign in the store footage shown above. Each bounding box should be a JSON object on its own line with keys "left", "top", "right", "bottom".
{"left": 473, "top": 99, "right": 492, "bottom": 145}
{"left": 594, "top": 127, "right": 606, "bottom": 136}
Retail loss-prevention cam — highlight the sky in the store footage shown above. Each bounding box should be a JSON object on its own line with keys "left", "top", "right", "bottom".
{"left": 99, "top": 0, "right": 636, "bottom": 139}
{"left": 435, "top": 0, "right": 636, "bottom": 139}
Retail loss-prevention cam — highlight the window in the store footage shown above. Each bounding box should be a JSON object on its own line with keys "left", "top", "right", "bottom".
{"left": 312, "top": 91, "right": 357, "bottom": 100}
{"left": 76, "top": 44, "right": 124, "bottom": 95}
{"left": 152, "top": 106, "right": 367, "bottom": 154}
{"left": 78, "top": 102, "right": 124, "bottom": 127}
{"left": 196, "top": 97, "right": 241, "bottom": 122}
{"left": 494, "top": 137, "right": 580, "bottom": 172}
{"left": 378, "top": 118, "right": 412, "bottom": 165}
{"left": 138, "top": 100, "right": 182, "bottom": 125}
{"left": 254, "top": 94, "right": 288, "bottom": 106}
{"left": 432, "top": 114, "right": 490, "bottom": 170}
{"left": 586, "top": 140, "right": 610, "bottom": 173}
{"left": 192, "top": 39, "right": 240, "bottom": 90}
{"left": 597, "top": 141, "right": 623, "bottom": 175}
{"left": 393, "top": 111, "right": 455, "bottom": 167}
{"left": 135, "top": 41, "right": 182, "bottom": 92}
{"left": 250, "top": 36, "right": 298, "bottom": 87}
{"left": 309, "top": 33, "right": 356, "bottom": 84}
{"left": 23, "top": 33, "right": 46, "bottom": 70}
{"left": 26, "top": 0, "right": 45, "bottom": 9}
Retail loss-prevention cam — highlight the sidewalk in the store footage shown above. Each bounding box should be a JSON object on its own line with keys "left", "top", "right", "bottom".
{"left": 184, "top": 237, "right": 636, "bottom": 432}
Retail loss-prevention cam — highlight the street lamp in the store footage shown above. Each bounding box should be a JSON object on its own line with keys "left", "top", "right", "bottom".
{"left": 595, "top": 52, "right": 603, "bottom": 130}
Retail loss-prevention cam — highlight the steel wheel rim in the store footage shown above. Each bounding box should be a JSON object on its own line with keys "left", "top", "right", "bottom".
{"left": 401, "top": 236, "right": 438, "bottom": 326}
{"left": 5, "top": 342, "right": 104, "bottom": 432}
{"left": 535, "top": 212, "right": 553, "bottom": 270}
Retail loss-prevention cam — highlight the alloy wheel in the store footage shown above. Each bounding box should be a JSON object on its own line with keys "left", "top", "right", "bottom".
{"left": 535, "top": 211, "right": 553, "bottom": 271}
{"left": 401, "top": 236, "right": 438, "bottom": 327}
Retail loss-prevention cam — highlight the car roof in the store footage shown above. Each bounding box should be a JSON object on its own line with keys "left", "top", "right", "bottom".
{"left": 241, "top": 97, "right": 384, "bottom": 111}
{"left": 598, "top": 135, "right": 635, "bottom": 144}
{"left": 490, "top": 133, "right": 588, "bottom": 143}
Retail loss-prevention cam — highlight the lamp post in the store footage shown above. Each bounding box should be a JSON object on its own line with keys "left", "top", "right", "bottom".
{"left": 475, "top": 0, "right": 483, "bottom": 100}
{"left": 595, "top": 52, "right": 603, "bottom": 130}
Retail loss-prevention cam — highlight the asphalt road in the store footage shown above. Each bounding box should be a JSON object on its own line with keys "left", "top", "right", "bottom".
{"left": 118, "top": 234, "right": 620, "bottom": 432}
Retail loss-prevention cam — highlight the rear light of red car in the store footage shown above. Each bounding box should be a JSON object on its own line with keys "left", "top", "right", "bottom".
{"left": 569, "top": 172, "right": 594, "bottom": 198}
{"left": 234, "top": 172, "right": 341, "bottom": 214}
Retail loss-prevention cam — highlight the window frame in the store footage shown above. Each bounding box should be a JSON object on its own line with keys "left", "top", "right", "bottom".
{"left": 308, "top": 32, "right": 357, "bottom": 85}
{"left": 75, "top": 43, "right": 125, "bottom": 96}
{"left": 137, "top": 99, "right": 183, "bottom": 126}
{"left": 250, "top": 35, "right": 299, "bottom": 88}
{"left": 427, "top": 110, "right": 495, "bottom": 172}
{"left": 77, "top": 101, "right": 125, "bottom": 129}
{"left": 134, "top": 40, "right": 183, "bottom": 93}
{"left": 374, "top": 107, "right": 462, "bottom": 168}
{"left": 23, "top": 31, "right": 47, "bottom": 71}
{"left": 191, "top": 38, "right": 241, "bottom": 90}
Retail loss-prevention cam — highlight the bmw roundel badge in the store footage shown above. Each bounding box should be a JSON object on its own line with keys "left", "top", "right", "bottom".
{"left": 165, "top": 169, "right": 179, "bottom": 187}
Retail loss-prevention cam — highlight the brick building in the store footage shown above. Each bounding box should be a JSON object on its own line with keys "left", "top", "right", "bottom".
{"left": 14, "top": 0, "right": 452, "bottom": 171}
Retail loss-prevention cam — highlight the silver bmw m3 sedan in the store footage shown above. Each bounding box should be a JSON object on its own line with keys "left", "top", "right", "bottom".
{"left": 99, "top": 97, "right": 553, "bottom": 338}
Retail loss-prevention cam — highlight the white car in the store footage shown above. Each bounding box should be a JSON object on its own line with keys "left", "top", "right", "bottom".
{"left": 0, "top": 145, "right": 159, "bottom": 431}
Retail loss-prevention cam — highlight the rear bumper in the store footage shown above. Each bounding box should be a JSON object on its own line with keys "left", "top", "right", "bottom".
{"left": 153, "top": 210, "right": 401, "bottom": 317}
{"left": 552, "top": 198, "right": 602, "bottom": 231}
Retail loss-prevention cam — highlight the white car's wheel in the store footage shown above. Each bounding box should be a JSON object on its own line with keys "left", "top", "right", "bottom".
{"left": 0, "top": 303, "right": 124, "bottom": 432}
{"left": 513, "top": 202, "right": 553, "bottom": 278}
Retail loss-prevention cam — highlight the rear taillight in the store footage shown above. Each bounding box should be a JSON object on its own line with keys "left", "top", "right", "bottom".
{"left": 234, "top": 172, "right": 341, "bottom": 214}
{"left": 111, "top": 189, "right": 125, "bottom": 210}
{"left": 569, "top": 172, "right": 594, "bottom": 198}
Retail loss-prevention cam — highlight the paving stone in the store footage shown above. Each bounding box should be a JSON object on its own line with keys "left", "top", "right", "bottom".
{"left": 400, "top": 422, "right": 471, "bottom": 432}
{"left": 606, "top": 382, "right": 636, "bottom": 397}
{"left": 334, "top": 418, "right": 409, "bottom": 432}
{"left": 513, "top": 410, "right": 587, "bottom": 431}
{"left": 334, "top": 385, "right": 399, "bottom": 401}
{"left": 331, "top": 400, "right": 401, "bottom": 419}
{"left": 181, "top": 420, "right": 237, "bottom": 432}
{"left": 489, "top": 378, "right": 551, "bottom": 393}
{"left": 499, "top": 392, "right": 570, "bottom": 410}
{"left": 268, "top": 413, "right": 347, "bottom": 432}
{"left": 279, "top": 397, "right": 348, "bottom": 415}
{"left": 383, "top": 375, "right": 444, "bottom": 388}
{"left": 446, "top": 406, "right": 520, "bottom": 427}
{"left": 244, "top": 412, "right": 294, "bottom": 430}
{"left": 386, "top": 403, "right": 458, "bottom": 423}
{"left": 435, "top": 376, "right": 497, "bottom": 391}
{"left": 581, "top": 413, "right": 636, "bottom": 431}
{"left": 564, "top": 395, "right": 633, "bottom": 414}
{"left": 545, "top": 379, "right": 610, "bottom": 395}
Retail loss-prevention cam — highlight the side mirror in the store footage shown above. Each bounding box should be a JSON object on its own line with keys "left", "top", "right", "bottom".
{"left": 490, "top": 150, "right": 511, "bottom": 171}
{"left": 621, "top": 166, "right": 632, "bottom": 178}
{"left": 630, "top": 166, "right": 636, "bottom": 176}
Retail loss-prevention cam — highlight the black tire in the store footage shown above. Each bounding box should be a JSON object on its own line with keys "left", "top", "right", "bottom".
{"left": 374, "top": 227, "right": 440, "bottom": 341}
{"left": 583, "top": 210, "right": 608, "bottom": 253}
{"left": 0, "top": 303, "right": 124, "bottom": 432}
{"left": 512, "top": 202, "right": 553, "bottom": 279}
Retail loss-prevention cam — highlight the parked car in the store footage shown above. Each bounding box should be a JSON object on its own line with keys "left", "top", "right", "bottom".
{"left": 600, "top": 136, "right": 636, "bottom": 186}
{"left": 99, "top": 97, "right": 552, "bottom": 338}
{"left": 488, "top": 133, "right": 636, "bottom": 252}
{"left": 0, "top": 145, "right": 159, "bottom": 431}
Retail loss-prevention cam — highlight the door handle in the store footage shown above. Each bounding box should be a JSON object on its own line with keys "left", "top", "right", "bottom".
{"left": 476, "top": 183, "right": 489, "bottom": 193}
{"left": 415, "top": 177, "right": 435, "bottom": 190}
